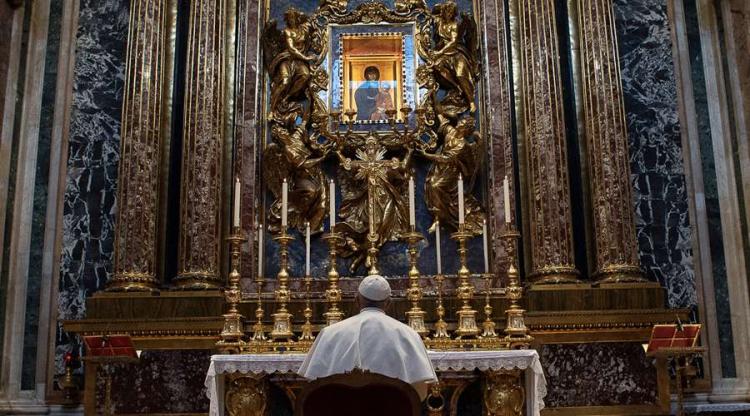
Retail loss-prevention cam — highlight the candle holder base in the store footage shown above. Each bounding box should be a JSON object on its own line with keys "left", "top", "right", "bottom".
{"left": 433, "top": 319, "right": 450, "bottom": 339}
{"left": 455, "top": 309, "right": 479, "bottom": 338}
{"left": 406, "top": 309, "right": 428, "bottom": 337}
{"left": 270, "top": 310, "right": 294, "bottom": 340}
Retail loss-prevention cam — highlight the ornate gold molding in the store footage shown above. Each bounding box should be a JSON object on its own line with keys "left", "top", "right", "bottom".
{"left": 576, "top": 0, "right": 644, "bottom": 283}
{"left": 484, "top": 370, "right": 524, "bottom": 416}
{"left": 109, "top": 0, "right": 169, "bottom": 292}
{"left": 225, "top": 375, "right": 268, "bottom": 416}
{"left": 174, "top": 0, "right": 228, "bottom": 289}
{"left": 517, "top": 0, "right": 580, "bottom": 284}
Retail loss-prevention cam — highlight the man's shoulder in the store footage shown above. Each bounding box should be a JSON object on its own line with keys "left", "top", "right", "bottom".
{"left": 370, "top": 313, "right": 423, "bottom": 338}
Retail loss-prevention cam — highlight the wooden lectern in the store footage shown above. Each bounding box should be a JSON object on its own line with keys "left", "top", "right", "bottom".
{"left": 82, "top": 335, "right": 139, "bottom": 416}
{"left": 646, "top": 323, "right": 704, "bottom": 416}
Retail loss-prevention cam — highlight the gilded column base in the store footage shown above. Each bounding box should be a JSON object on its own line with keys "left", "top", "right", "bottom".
{"left": 596, "top": 264, "right": 647, "bottom": 285}
{"left": 172, "top": 272, "right": 223, "bottom": 290}
{"left": 529, "top": 265, "right": 581, "bottom": 285}
{"left": 106, "top": 272, "right": 159, "bottom": 292}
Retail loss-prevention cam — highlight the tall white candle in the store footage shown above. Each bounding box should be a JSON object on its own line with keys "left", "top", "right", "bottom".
{"left": 257, "top": 223, "right": 263, "bottom": 277}
{"left": 329, "top": 180, "right": 336, "bottom": 228}
{"left": 305, "top": 221, "right": 311, "bottom": 276}
{"left": 482, "top": 218, "right": 489, "bottom": 273}
{"left": 435, "top": 221, "right": 442, "bottom": 275}
{"left": 281, "top": 178, "right": 288, "bottom": 227}
{"left": 504, "top": 175, "right": 511, "bottom": 223}
{"left": 408, "top": 176, "right": 416, "bottom": 227}
{"left": 233, "top": 177, "right": 241, "bottom": 228}
{"left": 458, "top": 174, "right": 465, "bottom": 225}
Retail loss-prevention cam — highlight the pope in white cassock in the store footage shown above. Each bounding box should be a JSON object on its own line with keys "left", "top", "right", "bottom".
{"left": 298, "top": 274, "right": 438, "bottom": 400}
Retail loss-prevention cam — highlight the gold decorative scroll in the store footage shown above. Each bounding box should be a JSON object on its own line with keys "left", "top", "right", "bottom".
{"left": 109, "top": 0, "right": 168, "bottom": 292}
{"left": 517, "top": 0, "right": 580, "bottom": 284}
{"left": 576, "top": 0, "right": 644, "bottom": 283}
{"left": 175, "top": 0, "right": 227, "bottom": 289}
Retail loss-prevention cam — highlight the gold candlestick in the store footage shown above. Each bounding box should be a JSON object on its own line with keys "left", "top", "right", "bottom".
{"left": 433, "top": 273, "right": 450, "bottom": 339}
{"left": 217, "top": 226, "right": 247, "bottom": 349}
{"left": 322, "top": 231, "right": 344, "bottom": 325}
{"left": 501, "top": 227, "right": 532, "bottom": 346}
{"left": 300, "top": 274, "right": 315, "bottom": 341}
{"left": 251, "top": 275, "right": 267, "bottom": 342}
{"left": 451, "top": 224, "right": 479, "bottom": 337}
{"left": 403, "top": 228, "right": 428, "bottom": 337}
{"left": 481, "top": 272, "right": 498, "bottom": 338}
{"left": 270, "top": 228, "right": 294, "bottom": 340}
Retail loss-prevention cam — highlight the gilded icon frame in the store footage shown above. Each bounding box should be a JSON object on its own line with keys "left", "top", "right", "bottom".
{"left": 329, "top": 25, "right": 419, "bottom": 128}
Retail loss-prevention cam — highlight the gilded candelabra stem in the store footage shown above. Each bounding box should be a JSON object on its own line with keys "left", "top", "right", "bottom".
{"left": 433, "top": 273, "right": 450, "bottom": 339}
{"left": 218, "top": 227, "right": 247, "bottom": 348}
{"left": 322, "top": 231, "right": 344, "bottom": 326}
{"left": 501, "top": 227, "right": 532, "bottom": 346}
{"left": 300, "top": 275, "right": 315, "bottom": 341}
{"left": 481, "top": 273, "right": 498, "bottom": 338}
{"left": 403, "top": 228, "right": 428, "bottom": 337}
{"left": 451, "top": 224, "right": 479, "bottom": 338}
{"left": 271, "top": 228, "right": 294, "bottom": 340}
{"left": 250, "top": 275, "right": 267, "bottom": 342}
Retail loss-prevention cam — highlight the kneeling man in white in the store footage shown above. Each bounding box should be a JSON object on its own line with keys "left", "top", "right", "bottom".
{"left": 298, "top": 274, "right": 438, "bottom": 400}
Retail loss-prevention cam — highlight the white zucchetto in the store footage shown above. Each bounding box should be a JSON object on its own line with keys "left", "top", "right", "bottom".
{"left": 358, "top": 274, "right": 391, "bottom": 301}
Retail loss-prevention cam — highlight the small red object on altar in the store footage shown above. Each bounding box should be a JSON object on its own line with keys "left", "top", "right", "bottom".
{"left": 83, "top": 335, "right": 137, "bottom": 358}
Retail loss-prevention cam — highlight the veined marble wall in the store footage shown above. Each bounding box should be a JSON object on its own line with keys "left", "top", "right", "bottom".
{"left": 57, "top": 0, "right": 127, "bottom": 372}
{"left": 614, "top": 0, "right": 696, "bottom": 310}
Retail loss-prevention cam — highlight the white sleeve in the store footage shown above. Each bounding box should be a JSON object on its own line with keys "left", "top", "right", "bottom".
{"left": 297, "top": 328, "right": 326, "bottom": 379}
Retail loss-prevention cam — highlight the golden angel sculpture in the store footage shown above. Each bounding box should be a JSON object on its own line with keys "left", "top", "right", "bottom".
{"left": 263, "top": 7, "right": 330, "bottom": 234}
{"left": 264, "top": 124, "right": 330, "bottom": 233}
{"left": 419, "top": 115, "right": 484, "bottom": 234}
{"left": 429, "top": 0, "right": 480, "bottom": 117}
{"left": 263, "top": 8, "right": 317, "bottom": 127}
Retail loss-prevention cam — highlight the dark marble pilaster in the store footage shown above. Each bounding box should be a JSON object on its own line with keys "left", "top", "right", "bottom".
{"left": 540, "top": 0, "right": 697, "bottom": 408}
{"left": 613, "top": 0, "right": 696, "bottom": 308}
{"left": 57, "top": 0, "right": 128, "bottom": 374}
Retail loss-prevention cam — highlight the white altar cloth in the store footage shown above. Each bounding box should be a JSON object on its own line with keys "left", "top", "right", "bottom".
{"left": 206, "top": 350, "right": 546, "bottom": 416}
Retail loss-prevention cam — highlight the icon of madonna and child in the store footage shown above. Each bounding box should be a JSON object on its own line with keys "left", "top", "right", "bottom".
{"left": 354, "top": 66, "right": 396, "bottom": 122}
